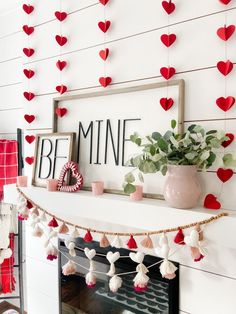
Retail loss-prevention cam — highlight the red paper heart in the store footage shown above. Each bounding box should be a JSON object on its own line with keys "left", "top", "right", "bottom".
{"left": 162, "top": 1, "right": 175, "bottom": 14}
{"left": 25, "top": 157, "right": 34, "bottom": 165}
{"left": 24, "top": 92, "right": 35, "bottom": 101}
{"left": 204, "top": 194, "right": 221, "bottom": 210}
{"left": 217, "top": 25, "right": 235, "bottom": 41}
{"left": 160, "top": 34, "right": 176, "bottom": 47}
{"left": 217, "top": 168, "right": 234, "bottom": 182}
{"left": 217, "top": 60, "right": 233, "bottom": 76}
{"left": 56, "top": 60, "right": 67, "bottom": 71}
{"left": 222, "top": 133, "right": 234, "bottom": 148}
{"left": 55, "top": 107, "right": 68, "bottom": 117}
{"left": 160, "top": 67, "right": 176, "bottom": 80}
{"left": 58, "top": 161, "right": 83, "bottom": 192}
{"left": 160, "top": 98, "right": 174, "bottom": 111}
{"left": 23, "top": 69, "right": 35, "bottom": 79}
{"left": 23, "top": 25, "right": 34, "bottom": 35}
{"left": 99, "top": 48, "right": 109, "bottom": 60}
{"left": 55, "top": 11, "right": 68, "bottom": 21}
{"left": 23, "top": 4, "right": 34, "bottom": 14}
{"left": 23, "top": 48, "right": 35, "bottom": 57}
{"left": 25, "top": 135, "right": 35, "bottom": 144}
{"left": 55, "top": 35, "right": 68, "bottom": 46}
{"left": 219, "top": 0, "right": 231, "bottom": 4}
{"left": 98, "top": 20, "right": 111, "bottom": 33}
{"left": 56, "top": 85, "right": 67, "bottom": 94}
{"left": 99, "top": 0, "right": 110, "bottom": 5}
{"left": 216, "top": 96, "right": 235, "bottom": 112}
{"left": 24, "top": 114, "right": 35, "bottom": 124}
{"left": 99, "top": 77, "right": 112, "bottom": 87}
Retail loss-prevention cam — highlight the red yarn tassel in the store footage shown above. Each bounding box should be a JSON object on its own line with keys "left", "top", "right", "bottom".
{"left": 174, "top": 229, "right": 185, "bottom": 245}
{"left": 48, "top": 217, "right": 59, "bottom": 228}
{"left": 27, "top": 200, "right": 33, "bottom": 209}
{"left": 84, "top": 230, "right": 93, "bottom": 242}
{"left": 127, "top": 235, "right": 138, "bottom": 249}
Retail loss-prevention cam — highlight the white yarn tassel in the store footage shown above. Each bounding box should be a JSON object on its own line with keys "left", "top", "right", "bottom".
{"left": 68, "top": 242, "right": 76, "bottom": 257}
{"left": 184, "top": 229, "right": 207, "bottom": 262}
{"left": 133, "top": 263, "right": 149, "bottom": 292}
{"left": 159, "top": 259, "right": 177, "bottom": 280}
{"left": 70, "top": 227, "right": 80, "bottom": 239}
{"left": 109, "top": 275, "right": 122, "bottom": 293}
{"left": 32, "top": 224, "right": 44, "bottom": 237}
{"left": 44, "top": 230, "right": 58, "bottom": 248}
{"left": 30, "top": 216, "right": 41, "bottom": 228}
{"left": 39, "top": 211, "right": 47, "bottom": 222}
{"left": 46, "top": 243, "right": 58, "bottom": 261}
{"left": 111, "top": 235, "right": 123, "bottom": 248}
{"left": 107, "top": 262, "right": 116, "bottom": 277}
{"left": 62, "top": 260, "right": 77, "bottom": 276}
{"left": 85, "top": 271, "right": 96, "bottom": 288}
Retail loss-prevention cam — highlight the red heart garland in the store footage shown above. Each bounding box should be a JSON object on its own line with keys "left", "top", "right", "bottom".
{"left": 98, "top": 21, "right": 111, "bottom": 33}
{"left": 23, "top": 4, "right": 34, "bottom": 14}
{"left": 204, "top": 194, "right": 221, "bottom": 210}
{"left": 160, "top": 98, "right": 174, "bottom": 111}
{"left": 160, "top": 67, "right": 176, "bottom": 80}
{"left": 57, "top": 161, "right": 84, "bottom": 192}
{"left": 217, "top": 168, "right": 234, "bottom": 183}
{"left": 23, "top": 92, "right": 35, "bottom": 101}
{"left": 217, "top": 60, "right": 233, "bottom": 76}
{"left": 23, "top": 48, "right": 35, "bottom": 57}
{"left": 99, "top": 77, "right": 112, "bottom": 87}
{"left": 216, "top": 96, "right": 235, "bottom": 112}
{"left": 23, "top": 25, "right": 34, "bottom": 35}
{"left": 160, "top": 34, "right": 176, "bottom": 47}
{"left": 24, "top": 114, "right": 35, "bottom": 124}
{"left": 25, "top": 135, "right": 35, "bottom": 144}
{"left": 217, "top": 25, "right": 235, "bottom": 41}
{"left": 55, "top": 35, "right": 68, "bottom": 46}
{"left": 25, "top": 157, "right": 34, "bottom": 165}
{"left": 56, "top": 60, "right": 67, "bottom": 71}
{"left": 55, "top": 11, "right": 68, "bottom": 21}
{"left": 222, "top": 133, "right": 234, "bottom": 148}
{"left": 56, "top": 85, "right": 67, "bottom": 94}
{"left": 162, "top": 1, "right": 175, "bottom": 15}
{"left": 219, "top": 0, "right": 231, "bottom": 4}
{"left": 23, "top": 69, "right": 35, "bottom": 79}
{"left": 99, "top": 0, "right": 110, "bottom": 5}
{"left": 99, "top": 48, "right": 109, "bottom": 60}
{"left": 55, "top": 107, "right": 68, "bottom": 117}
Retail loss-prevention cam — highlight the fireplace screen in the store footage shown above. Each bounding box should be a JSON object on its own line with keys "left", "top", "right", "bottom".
{"left": 59, "top": 239, "right": 179, "bottom": 314}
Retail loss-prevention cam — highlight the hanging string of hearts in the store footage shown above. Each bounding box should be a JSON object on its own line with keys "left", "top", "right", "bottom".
{"left": 98, "top": 0, "right": 112, "bottom": 88}
{"left": 204, "top": 3, "right": 235, "bottom": 210}
{"left": 159, "top": 1, "right": 177, "bottom": 112}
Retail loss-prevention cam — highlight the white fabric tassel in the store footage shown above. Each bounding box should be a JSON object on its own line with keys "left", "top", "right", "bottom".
{"left": 62, "top": 260, "right": 77, "bottom": 276}
{"left": 39, "top": 211, "right": 47, "bottom": 222}
{"left": 46, "top": 243, "right": 58, "bottom": 261}
{"left": 70, "top": 227, "right": 80, "bottom": 239}
{"left": 133, "top": 263, "right": 149, "bottom": 292}
{"left": 85, "top": 271, "right": 96, "bottom": 288}
{"left": 159, "top": 259, "right": 177, "bottom": 280}
{"left": 109, "top": 275, "right": 122, "bottom": 293}
{"left": 111, "top": 235, "right": 123, "bottom": 248}
{"left": 107, "top": 262, "right": 116, "bottom": 277}
{"left": 68, "top": 242, "right": 76, "bottom": 257}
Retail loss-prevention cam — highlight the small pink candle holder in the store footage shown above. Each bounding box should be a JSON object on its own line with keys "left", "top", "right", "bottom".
{"left": 47, "top": 179, "right": 59, "bottom": 192}
{"left": 17, "top": 176, "right": 28, "bottom": 187}
{"left": 91, "top": 181, "right": 104, "bottom": 196}
{"left": 130, "top": 185, "right": 143, "bottom": 201}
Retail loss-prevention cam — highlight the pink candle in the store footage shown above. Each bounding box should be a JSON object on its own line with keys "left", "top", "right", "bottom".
{"left": 47, "top": 179, "right": 59, "bottom": 192}
{"left": 130, "top": 185, "right": 143, "bottom": 201}
{"left": 17, "top": 176, "right": 28, "bottom": 187}
{"left": 91, "top": 181, "right": 104, "bottom": 196}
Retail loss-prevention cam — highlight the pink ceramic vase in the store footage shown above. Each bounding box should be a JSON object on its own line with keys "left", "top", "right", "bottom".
{"left": 163, "top": 165, "right": 201, "bottom": 209}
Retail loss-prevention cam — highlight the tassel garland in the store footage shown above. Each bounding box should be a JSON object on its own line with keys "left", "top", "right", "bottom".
{"left": 32, "top": 224, "right": 44, "bottom": 237}
{"left": 39, "top": 211, "right": 47, "bottom": 222}
{"left": 133, "top": 263, "right": 149, "bottom": 292}
{"left": 184, "top": 229, "right": 207, "bottom": 262}
{"left": 141, "top": 234, "right": 154, "bottom": 249}
{"left": 100, "top": 234, "right": 110, "bottom": 248}
{"left": 58, "top": 222, "right": 69, "bottom": 234}
{"left": 46, "top": 243, "right": 58, "bottom": 261}
{"left": 111, "top": 235, "right": 123, "bottom": 248}
{"left": 127, "top": 235, "right": 138, "bottom": 249}
{"left": 48, "top": 217, "right": 59, "bottom": 228}
{"left": 27, "top": 200, "right": 33, "bottom": 209}
{"left": 174, "top": 229, "right": 185, "bottom": 245}
{"left": 159, "top": 259, "right": 177, "bottom": 279}
{"left": 84, "top": 230, "right": 93, "bottom": 242}
{"left": 62, "top": 260, "right": 77, "bottom": 276}
{"left": 31, "top": 207, "right": 39, "bottom": 216}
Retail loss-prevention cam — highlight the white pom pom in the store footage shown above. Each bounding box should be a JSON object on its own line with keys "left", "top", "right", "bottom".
{"left": 109, "top": 275, "right": 122, "bottom": 293}
{"left": 62, "top": 260, "right": 77, "bottom": 276}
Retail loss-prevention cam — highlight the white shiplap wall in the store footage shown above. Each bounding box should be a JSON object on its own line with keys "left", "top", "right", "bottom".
{"left": 1, "top": 1, "right": 236, "bottom": 314}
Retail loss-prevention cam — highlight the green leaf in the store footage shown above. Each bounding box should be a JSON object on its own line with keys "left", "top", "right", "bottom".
{"left": 200, "top": 151, "right": 210, "bottom": 161}
{"left": 152, "top": 132, "right": 162, "bottom": 141}
{"left": 206, "top": 152, "right": 216, "bottom": 167}
{"left": 171, "top": 119, "right": 177, "bottom": 129}
{"left": 161, "top": 165, "right": 168, "bottom": 176}
{"left": 193, "top": 125, "right": 203, "bottom": 133}
{"left": 185, "top": 152, "right": 198, "bottom": 160}
{"left": 124, "top": 183, "right": 136, "bottom": 194}
{"left": 141, "top": 160, "right": 157, "bottom": 173}
{"left": 124, "top": 172, "right": 135, "bottom": 183}
{"left": 149, "top": 145, "right": 156, "bottom": 156}
{"left": 158, "top": 138, "right": 169, "bottom": 152}
{"left": 138, "top": 172, "right": 144, "bottom": 183}
{"left": 206, "top": 130, "right": 217, "bottom": 135}
{"left": 164, "top": 130, "right": 173, "bottom": 141}
{"left": 188, "top": 124, "right": 196, "bottom": 132}
{"left": 223, "top": 154, "right": 236, "bottom": 167}
{"left": 135, "top": 138, "right": 141, "bottom": 146}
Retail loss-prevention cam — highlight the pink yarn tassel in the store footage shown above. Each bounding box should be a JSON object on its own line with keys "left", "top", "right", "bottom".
{"left": 141, "top": 235, "right": 153, "bottom": 248}
{"left": 100, "top": 234, "right": 110, "bottom": 248}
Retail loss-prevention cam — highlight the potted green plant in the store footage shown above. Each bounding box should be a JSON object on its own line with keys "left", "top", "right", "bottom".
{"left": 123, "top": 120, "right": 235, "bottom": 209}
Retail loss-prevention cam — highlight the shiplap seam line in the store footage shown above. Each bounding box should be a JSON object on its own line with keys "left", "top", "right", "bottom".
{"left": 0, "top": 56, "right": 21, "bottom": 65}
{"left": 0, "top": 82, "right": 22, "bottom": 88}
{"left": 0, "top": 108, "right": 23, "bottom": 112}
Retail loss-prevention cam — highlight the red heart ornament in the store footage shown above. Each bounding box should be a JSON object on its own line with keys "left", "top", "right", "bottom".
{"left": 98, "top": 20, "right": 111, "bottom": 33}
{"left": 23, "top": 4, "right": 34, "bottom": 14}
{"left": 25, "top": 157, "right": 34, "bottom": 165}
{"left": 160, "top": 97, "right": 174, "bottom": 111}
{"left": 99, "top": 48, "right": 109, "bottom": 60}
{"left": 217, "top": 168, "right": 234, "bottom": 182}
{"left": 56, "top": 85, "right": 67, "bottom": 94}
{"left": 99, "top": 77, "right": 112, "bottom": 87}
{"left": 55, "top": 107, "right": 68, "bottom": 117}
{"left": 160, "top": 67, "right": 176, "bottom": 80}
{"left": 24, "top": 114, "right": 35, "bottom": 124}
{"left": 23, "top": 69, "right": 35, "bottom": 79}
{"left": 23, "top": 25, "right": 34, "bottom": 35}
{"left": 99, "top": 0, "right": 110, "bottom": 5}
{"left": 56, "top": 60, "right": 67, "bottom": 71}
{"left": 217, "top": 25, "right": 235, "bottom": 41}
{"left": 162, "top": 1, "right": 175, "bottom": 15}
{"left": 25, "top": 135, "right": 35, "bottom": 144}
{"left": 216, "top": 96, "right": 235, "bottom": 112}
{"left": 23, "top": 92, "right": 35, "bottom": 101}
{"left": 160, "top": 34, "right": 176, "bottom": 47}
{"left": 55, "top": 11, "right": 68, "bottom": 21}
{"left": 57, "top": 161, "right": 83, "bottom": 192}
{"left": 23, "top": 48, "right": 35, "bottom": 57}
{"left": 217, "top": 60, "right": 233, "bottom": 76}
{"left": 55, "top": 35, "right": 68, "bottom": 46}
{"left": 204, "top": 194, "right": 221, "bottom": 210}
{"left": 222, "top": 133, "right": 234, "bottom": 148}
{"left": 219, "top": 0, "right": 231, "bottom": 4}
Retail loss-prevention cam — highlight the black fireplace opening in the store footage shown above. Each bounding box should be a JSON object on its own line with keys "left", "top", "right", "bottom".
{"left": 59, "top": 238, "right": 179, "bottom": 314}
